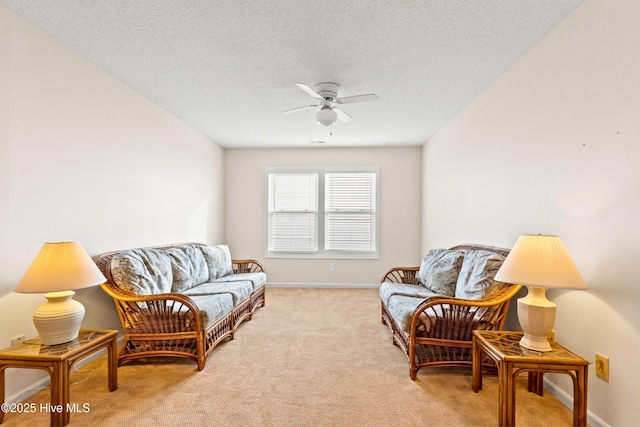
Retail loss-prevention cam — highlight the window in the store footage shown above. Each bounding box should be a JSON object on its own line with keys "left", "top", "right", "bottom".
{"left": 266, "top": 167, "right": 378, "bottom": 258}
{"left": 267, "top": 172, "right": 318, "bottom": 253}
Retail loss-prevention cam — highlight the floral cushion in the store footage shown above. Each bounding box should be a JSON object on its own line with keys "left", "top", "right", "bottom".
{"left": 200, "top": 245, "right": 233, "bottom": 280}
{"left": 213, "top": 272, "right": 267, "bottom": 292}
{"left": 379, "top": 282, "right": 439, "bottom": 307}
{"left": 165, "top": 245, "right": 209, "bottom": 292}
{"left": 110, "top": 248, "right": 173, "bottom": 295}
{"left": 455, "top": 250, "right": 505, "bottom": 300}
{"left": 188, "top": 294, "right": 234, "bottom": 328}
{"left": 183, "top": 281, "right": 253, "bottom": 305}
{"left": 417, "top": 249, "right": 464, "bottom": 296}
{"left": 386, "top": 295, "right": 445, "bottom": 334}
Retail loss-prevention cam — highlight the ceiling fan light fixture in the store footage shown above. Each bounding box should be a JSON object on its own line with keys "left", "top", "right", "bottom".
{"left": 316, "top": 107, "right": 337, "bottom": 127}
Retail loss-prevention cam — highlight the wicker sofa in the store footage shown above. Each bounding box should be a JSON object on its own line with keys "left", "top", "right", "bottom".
{"left": 93, "top": 243, "right": 266, "bottom": 370}
{"left": 380, "top": 244, "right": 521, "bottom": 379}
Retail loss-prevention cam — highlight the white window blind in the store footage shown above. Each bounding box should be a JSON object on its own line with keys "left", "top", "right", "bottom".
{"left": 325, "top": 172, "right": 376, "bottom": 252}
{"left": 267, "top": 173, "right": 318, "bottom": 252}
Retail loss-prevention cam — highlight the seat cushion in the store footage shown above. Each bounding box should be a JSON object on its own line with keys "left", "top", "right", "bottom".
{"left": 213, "top": 272, "right": 266, "bottom": 292}
{"left": 417, "top": 248, "right": 464, "bottom": 296}
{"left": 110, "top": 248, "right": 173, "bottom": 295}
{"left": 379, "top": 282, "right": 439, "bottom": 307}
{"left": 189, "top": 294, "right": 234, "bottom": 329}
{"left": 183, "top": 281, "right": 253, "bottom": 305}
{"left": 455, "top": 250, "right": 505, "bottom": 300}
{"left": 386, "top": 295, "right": 444, "bottom": 334}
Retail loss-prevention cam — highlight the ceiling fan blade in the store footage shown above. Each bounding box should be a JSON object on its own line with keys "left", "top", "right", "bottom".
{"left": 282, "top": 105, "right": 317, "bottom": 115}
{"left": 296, "top": 83, "right": 323, "bottom": 99}
{"left": 334, "top": 107, "right": 352, "bottom": 123}
{"left": 336, "top": 93, "right": 378, "bottom": 104}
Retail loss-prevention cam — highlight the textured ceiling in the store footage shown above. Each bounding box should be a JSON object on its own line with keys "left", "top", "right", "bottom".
{"left": 2, "top": 1, "right": 583, "bottom": 148}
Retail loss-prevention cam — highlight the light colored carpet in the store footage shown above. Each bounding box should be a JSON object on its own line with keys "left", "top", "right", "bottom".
{"left": 5, "top": 288, "right": 578, "bottom": 426}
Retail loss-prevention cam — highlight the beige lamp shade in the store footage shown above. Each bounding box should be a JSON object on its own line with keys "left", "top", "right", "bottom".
{"left": 494, "top": 234, "right": 587, "bottom": 290}
{"left": 16, "top": 241, "right": 106, "bottom": 345}
{"left": 16, "top": 241, "right": 106, "bottom": 293}
{"left": 495, "top": 234, "right": 586, "bottom": 352}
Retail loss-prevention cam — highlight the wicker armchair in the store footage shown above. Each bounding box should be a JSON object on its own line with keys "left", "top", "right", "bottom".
{"left": 380, "top": 244, "right": 521, "bottom": 379}
{"left": 94, "top": 244, "right": 266, "bottom": 371}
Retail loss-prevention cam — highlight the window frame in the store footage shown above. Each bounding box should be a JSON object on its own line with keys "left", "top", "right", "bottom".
{"left": 265, "top": 166, "right": 379, "bottom": 259}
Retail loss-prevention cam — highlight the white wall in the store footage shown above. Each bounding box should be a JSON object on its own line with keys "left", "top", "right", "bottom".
{"left": 421, "top": 1, "right": 640, "bottom": 425}
{"left": 225, "top": 147, "right": 422, "bottom": 285}
{"left": 0, "top": 6, "right": 225, "bottom": 399}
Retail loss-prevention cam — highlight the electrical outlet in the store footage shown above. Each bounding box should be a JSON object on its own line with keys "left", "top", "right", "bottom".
{"left": 595, "top": 353, "right": 609, "bottom": 381}
{"left": 11, "top": 335, "right": 25, "bottom": 346}
{"left": 548, "top": 330, "right": 556, "bottom": 344}
{"left": 329, "top": 263, "right": 335, "bottom": 272}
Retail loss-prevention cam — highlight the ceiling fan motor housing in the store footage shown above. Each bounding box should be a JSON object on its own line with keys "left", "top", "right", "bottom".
{"left": 315, "top": 82, "right": 340, "bottom": 101}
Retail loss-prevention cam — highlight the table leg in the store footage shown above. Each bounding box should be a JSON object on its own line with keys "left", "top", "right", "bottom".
{"left": 51, "top": 362, "right": 65, "bottom": 427}
{"left": 472, "top": 338, "right": 482, "bottom": 392}
{"left": 573, "top": 366, "right": 588, "bottom": 427}
{"left": 499, "top": 361, "right": 516, "bottom": 427}
{"left": 63, "top": 360, "right": 74, "bottom": 427}
{"left": 107, "top": 335, "right": 118, "bottom": 392}
{"left": 527, "top": 371, "right": 544, "bottom": 396}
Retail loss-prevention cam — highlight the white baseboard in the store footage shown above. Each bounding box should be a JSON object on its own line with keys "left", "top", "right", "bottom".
{"left": 544, "top": 377, "right": 609, "bottom": 427}
{"left": 6, "top": 335, "right": 124, "bottom": 404}
{"left": 267, "top": 282, "right": 379, "bottom": 289}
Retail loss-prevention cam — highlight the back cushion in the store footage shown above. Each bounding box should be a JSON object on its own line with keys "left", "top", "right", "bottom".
{"left": 200, "top": 244, "right": 233, "bottom": 280}
{"left": 455, "top": 250, "right": 505, "bottom": 300}
{"left": 110, "top": 248, "right": 173, "bottom": 295}
{"left": 417, "top": 249, "right": 464, "bottom": 296}
{"left": 165, "top": 245, "right": 209, "bottom": 292}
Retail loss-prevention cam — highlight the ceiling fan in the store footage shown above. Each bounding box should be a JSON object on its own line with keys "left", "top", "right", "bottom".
{"left": 282, "top": 82, "right": 378, "bottom": 127}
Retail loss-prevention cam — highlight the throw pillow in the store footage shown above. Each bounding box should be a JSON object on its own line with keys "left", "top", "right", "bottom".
{"left": 417, "top": 249, "right": 464, "bottom": 296}
{"left": 455, "top": 250, "right": 505, "bottom": 300}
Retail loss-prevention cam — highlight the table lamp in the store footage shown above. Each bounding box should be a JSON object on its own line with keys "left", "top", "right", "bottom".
{"left": 15, "top": 241, "right": 107, "bottom": 346}
{"left": 494, "top": 234, "right": 587, "bottom": 352}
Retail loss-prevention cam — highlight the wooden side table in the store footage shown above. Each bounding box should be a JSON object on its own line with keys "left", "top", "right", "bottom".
{"left": 472, "top": 330, "right": 588, "bottom": 427}
{"left": 0, "top": 329, "right": 118, "bottom": 427}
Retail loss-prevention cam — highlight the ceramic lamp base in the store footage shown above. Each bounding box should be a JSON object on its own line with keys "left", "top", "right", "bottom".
{"left": 517, "top": 286, "right": 556, "bottom": 352}
{"left": 33, "top": 290, "right": 85, "bottom": 346}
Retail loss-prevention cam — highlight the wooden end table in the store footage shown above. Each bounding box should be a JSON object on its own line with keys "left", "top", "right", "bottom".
{"left": 0, "top": 329, "right": 118, "bottom": 427}
{"left": 472, "top": 330, "right": 588, "bottom": 427}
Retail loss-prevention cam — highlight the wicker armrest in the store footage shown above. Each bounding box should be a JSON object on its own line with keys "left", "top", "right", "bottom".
{"left": 100, "top": 283, "right": 196, "bottom": 304}
{"left": 100, "top": 283, "right": 203, "bottom": 333}
{"left": 410, "top": 283, "right": 522, "bottom": 340}
{"left": 415, "top": 283, "right": 522, "bottom": 310}
{"left": 380, "top": 267, "right": 420, "bottom": 285}
{"left": 232, "top": 259, "right": 265, "bottom": 274}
